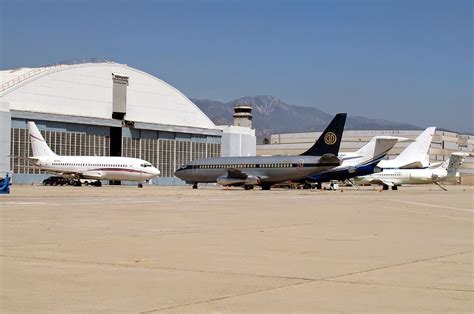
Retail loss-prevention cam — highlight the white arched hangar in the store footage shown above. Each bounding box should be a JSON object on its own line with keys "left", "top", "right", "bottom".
{"left": 0, "top": 59, "right": 222, "bottom": 185}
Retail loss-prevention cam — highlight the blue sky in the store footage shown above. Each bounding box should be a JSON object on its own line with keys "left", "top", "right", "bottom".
{"left": 1, "top": 0, "right": 472, "bottom": 133}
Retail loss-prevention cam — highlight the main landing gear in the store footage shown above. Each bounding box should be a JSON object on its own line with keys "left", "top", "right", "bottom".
{"left": 192, "top": 183, "right": 198, "bottom": 189}
{"left": 93, "top": 180, "right": 102, "bottom": 187}
{"left": 138, "top": 182, "right": 144, "bottom": 188}
{"left": 382, "top": 184, "right": 398, "bottom": 191}
{"left": 261, "top": 184, "right": 271, "bottom": 191}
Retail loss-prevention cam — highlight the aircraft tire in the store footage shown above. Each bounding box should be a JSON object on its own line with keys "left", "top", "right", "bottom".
{"left": 391, "top": 185, "right": 398, "bottom": 190}
{"left": 382, "top": 184, "right": 389, "bottom": 190}
{"left": 261, "top": 184, "right": 271, "bottom": 191}
{"left": 138, "top": 183, "right": 143, "bottom": 188}
{"left": 192, "top": 183, "right": 198, "bottom": 189}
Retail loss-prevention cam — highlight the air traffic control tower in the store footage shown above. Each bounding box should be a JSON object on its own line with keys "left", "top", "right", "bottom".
{"left": 217, "top": 103, "right": 256, "bottom": 157}
{"left": 233, "top": 104, "right": 253, "bottom": 128}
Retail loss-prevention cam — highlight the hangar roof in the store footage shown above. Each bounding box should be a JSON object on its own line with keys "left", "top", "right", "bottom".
{"left": 0, "top": 60, "right": 216, "bottom": 130}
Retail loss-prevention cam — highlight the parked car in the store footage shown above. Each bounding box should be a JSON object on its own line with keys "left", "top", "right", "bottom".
{"left": 42, "top": 176, "right": 72, "bottom": 186}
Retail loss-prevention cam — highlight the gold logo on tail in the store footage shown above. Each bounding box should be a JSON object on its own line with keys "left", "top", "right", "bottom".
{"left": 324, "top": 132, "right": 337, "bottom": 145}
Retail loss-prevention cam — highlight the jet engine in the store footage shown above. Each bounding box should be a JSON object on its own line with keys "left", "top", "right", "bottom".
{"left": 216, "top": 175, "right": 260, "bottom": 186}
{"left": 373, "top": 166, "right": 382, "bottom": 173}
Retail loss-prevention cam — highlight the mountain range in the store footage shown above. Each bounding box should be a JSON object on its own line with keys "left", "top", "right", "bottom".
{"left": 191, "top": 96, "right": 421, "bottom": 142}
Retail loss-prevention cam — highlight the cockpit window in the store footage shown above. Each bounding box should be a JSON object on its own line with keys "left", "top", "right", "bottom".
{"left": 140, "top": 163, "right": 153, "bottom": 168}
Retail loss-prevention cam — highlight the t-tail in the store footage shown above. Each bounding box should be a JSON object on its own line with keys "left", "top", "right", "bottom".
{"left": 27, "top": 122, "right": 57, "bottom": 158}
{"left": 441, "top": 152, "right": 469, "bottom": 177}
{"left": 396, "top": 127, "right": 436, "bottom": 168}
{"left": 352, "top": 136, "right": 406, "bottom": 166}
{"left": 300, "top": 113, "right": 347, "bottom": 156}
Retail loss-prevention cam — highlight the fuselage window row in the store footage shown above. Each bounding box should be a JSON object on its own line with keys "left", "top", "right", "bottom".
{"left": 191, "top": 163, "right": 294, "bottom": 169}
{"left": 51, "top": 163, "right": 129, "bottom": 168}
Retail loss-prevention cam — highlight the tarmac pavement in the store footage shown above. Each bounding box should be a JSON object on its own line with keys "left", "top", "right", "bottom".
{"left": 1, "top": 185, "right": 473, "bottom": 312}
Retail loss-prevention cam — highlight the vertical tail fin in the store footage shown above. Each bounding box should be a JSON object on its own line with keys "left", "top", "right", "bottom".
{"left": 353, "top": 136, "right": 405, "bottom": 165}
{"left": 395, "top": 127, "right": 436, "bottom": 168}
{"left": 441, "top": 152, "right": 468, "bottom": 176}
{"left": 27, "top": 122, "right": 57, "bottom": 157}
{"left": 300, "top": 113, "right": 347, "bottom": 156}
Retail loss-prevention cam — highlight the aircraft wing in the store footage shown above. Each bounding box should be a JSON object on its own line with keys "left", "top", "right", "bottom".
{"left": 226, "top": 168, "right": 268, "bottom": 180}
{"left": 227, "top": 168, "right": 248, "bottom": 179}
{"left": 43, "top": 170, "right": 81, "bottom": 178}
{"left": 80, "top": 171, "right": 104, "bottom": 179}
{"left": 39, "top": 169, "right": 102, "bottom": 179}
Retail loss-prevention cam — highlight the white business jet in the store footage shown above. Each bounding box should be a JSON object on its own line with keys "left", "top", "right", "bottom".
{"left": 357, "top": 152, "right": 469, "bottom": 190}
{"left": 26, "top": 122, "right": 160, "bottom": 187}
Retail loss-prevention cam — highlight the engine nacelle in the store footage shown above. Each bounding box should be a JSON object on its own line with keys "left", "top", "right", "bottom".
{"left": 373, "top": 166, "right": 382, "bottom": 173}
{"left": 216, "top": 175, "right": 260, "bottom": 186}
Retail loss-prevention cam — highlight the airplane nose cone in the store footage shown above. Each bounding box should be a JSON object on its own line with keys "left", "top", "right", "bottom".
{"left": 152, "top": 167, "right": 160, "bottom": 176}
{"left": 174, "top": 169, "right": 183, "bottom": 179}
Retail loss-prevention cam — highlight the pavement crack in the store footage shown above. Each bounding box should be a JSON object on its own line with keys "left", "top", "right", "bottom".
{"left": 0, "top": 242, "right": 60, "bottom": 248}
{"left": 322, "top": 279, "right": 474, "bottom": 293}
{"left": 140, "top": 280, "right": 311, "bottom": 313}
{"left": 0, "top": 254, "right": 313, "bottom": 281}
{"left": 321, "top": 250, "right": 474, "bottom": 281}
{"left": 140, "top": 250, "right": 474, "bottom": 312}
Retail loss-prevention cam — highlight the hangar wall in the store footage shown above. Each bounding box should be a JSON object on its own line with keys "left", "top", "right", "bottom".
{"left": 1, "top": 60, "right": 222, "bottom": 185}
{"left": 0, "top": 102, "right": 11, "bottom": 176}
{"left": 217, "top": 125, "right": 256, "bottom": 157}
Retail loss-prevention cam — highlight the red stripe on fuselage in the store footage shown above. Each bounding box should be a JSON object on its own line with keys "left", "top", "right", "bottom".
{"left": 89, "top": 168, "right": 153, "bottom": 175}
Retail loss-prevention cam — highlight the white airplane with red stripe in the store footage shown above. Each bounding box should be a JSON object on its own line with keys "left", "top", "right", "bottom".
{"left": 27, "top": 122, "right": 160, "bottom": 187}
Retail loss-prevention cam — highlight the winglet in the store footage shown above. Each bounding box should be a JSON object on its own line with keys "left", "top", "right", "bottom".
{"left": 300, "top": 113, "right": 347, "bottom": 156}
